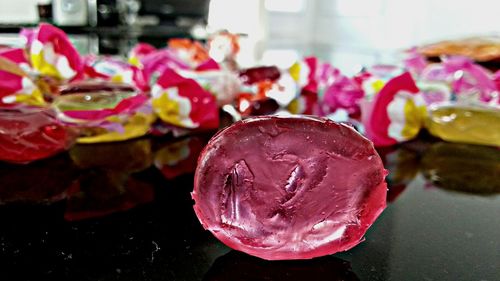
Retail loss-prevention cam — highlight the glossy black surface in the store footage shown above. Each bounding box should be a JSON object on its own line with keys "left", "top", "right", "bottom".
{"left": 0, "top": 136, "right": 498, "bottom": 281}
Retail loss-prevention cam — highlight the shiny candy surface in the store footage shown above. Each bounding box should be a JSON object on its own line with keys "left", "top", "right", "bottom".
{"left": 0, "top": 108, "right": 76, "bottom": 164}
{"left": 427, "top": 103, "right": 500, "bottom": 147}
{"left": 193, "top": 116, "right": 387, "bottom": 260}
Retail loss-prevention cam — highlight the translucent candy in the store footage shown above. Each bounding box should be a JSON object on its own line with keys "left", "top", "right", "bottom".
{"left": 0, "top": 108, "right": 76, "bottom": 164}
{"left": 427, "top": 103, "right": 500, "bottom": 147}
{"left": 53, "top": 82, "right": 154, "bottom": 144}
{"left": 193, "top": 116, "right": 387, "bottom": 260}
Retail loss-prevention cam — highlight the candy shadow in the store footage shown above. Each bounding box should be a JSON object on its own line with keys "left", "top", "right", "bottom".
{"left": 203, "top": 251, "right": 360, "bottom": 281}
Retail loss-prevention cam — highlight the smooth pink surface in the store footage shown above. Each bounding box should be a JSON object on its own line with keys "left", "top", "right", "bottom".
{"left": 193, "top": 116, "right": 387, "bottom": 260}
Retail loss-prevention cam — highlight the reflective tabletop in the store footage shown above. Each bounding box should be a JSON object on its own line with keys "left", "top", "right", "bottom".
{"left": 0, "top": 134, "right": 498, "bottom": 281}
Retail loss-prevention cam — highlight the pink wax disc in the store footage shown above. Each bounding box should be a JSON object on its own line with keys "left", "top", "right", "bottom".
{"left": 192, "top": 116, "right": 387, "bottom": 260}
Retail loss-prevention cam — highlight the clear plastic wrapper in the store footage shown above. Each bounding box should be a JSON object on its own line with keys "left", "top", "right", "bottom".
{"left": 151, "top": 68, "right": 219, "bottom": 130}
{"left": 0, "top": 24, "right": 83, "bottom": 107}
{"left": 420, "top": 56, "right": 498, "bottom": 104}
{"left": 83, "top": 55, "right": 148, "bottom": 91}
{"left": 362, "top": 71, "right": 499, "bottom": 147}
{"left": 53, "top": 81, "right": 154, "bottom": 143}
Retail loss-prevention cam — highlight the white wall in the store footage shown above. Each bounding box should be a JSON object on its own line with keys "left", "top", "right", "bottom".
{"left": 262, "top": 0, "right": 500, "bottom": 73}
{"left": 271, "top": 0, "right": 500, "bottom": 51}
{"left": 415, "top": 0, "right": 500, "bottom": 43}
{"left": 0, "top": 0, "right": 39, "bottom": 23}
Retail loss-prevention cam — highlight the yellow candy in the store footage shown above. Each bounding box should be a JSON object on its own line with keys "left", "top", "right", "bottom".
{"left": 427, "top": 103, "right": 500, "bottom": 147}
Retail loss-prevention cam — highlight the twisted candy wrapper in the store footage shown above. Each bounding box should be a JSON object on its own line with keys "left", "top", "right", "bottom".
{"left": 362, "top": 72, "right": 423, "bottom": 147}
{"left": 285, "top": 58, "right": 320, "bottom": 115}
{"left": 322, "top": 73, "right": 365, "bottom": 115}
{"left": 128, "top": 43, "right": 157, "bottom": 67}
{"left": 0, "top": 48, "right": 45, "bottom": 107}
{"left": 208, "top": 31, "right": 240, "bottom": 70}
{"left": 151, "top": 68, "right": 219, "bottom": 130}
{"left": 83, "top": 55, "right": 148, "bottom": 91}
{"left": 0, "top": 24, "right": 82, "bottom": 107}
{"left": 288, "top": 57, "right": 367, "bottom": 116}
{"left": 132, "top": 48, "right": 190, "bottom": 84}
{"left": 24, "top": 23, "right": 83, "bottom": 81}
{"left": 130, "top": 40, "right": 220, "bottom": 84}
{"left": 129, "top": 41, "right": 235, "bottom": 105}
{"left": 416, "top": 56, "right": 499, "bottom": 104}
{"left": 403, "top": 48, "right": 428, "bottom": 76}
{"left": 235, "top": 57, "right": 362, "bottom": 117}
{"left": 235, "top": 66, "right": 300, "bottom": 115}
{"left": 177, "top": 69, "right": 241, "bottom": 106}
{"left": 363, "top": 72, "right": 500, "bottom": 147}
{"left": 168, "top": 38, "right": 217, "bottom": 69}
{"left": 290, "top": 57, "right": 322, "bottom": 93}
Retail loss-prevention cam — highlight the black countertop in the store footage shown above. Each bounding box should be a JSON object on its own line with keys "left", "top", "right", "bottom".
{"left": 0, "top": 24, "right": 192, "bottom": 38}
{"left": 0, "top": 135, "right": 498, "bottom": 281}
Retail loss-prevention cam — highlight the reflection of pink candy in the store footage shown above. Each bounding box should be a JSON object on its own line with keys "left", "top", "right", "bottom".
{"left": 155, "top": 137, "right": 206, "bottom": 179}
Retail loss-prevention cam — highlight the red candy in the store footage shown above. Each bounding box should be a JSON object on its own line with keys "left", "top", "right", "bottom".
{"left": 0, "top": 108, "right": 76, "bottom": 164}
{"left": 239, "top": 66, "right": 281, "bottom": 85}
{"left": 193, "top": 116, "right": 387, "bottom": 260}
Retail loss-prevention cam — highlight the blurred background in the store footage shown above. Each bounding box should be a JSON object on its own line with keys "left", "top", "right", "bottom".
{"left": 0, "top": 0, "right": 499, "bottom": 71}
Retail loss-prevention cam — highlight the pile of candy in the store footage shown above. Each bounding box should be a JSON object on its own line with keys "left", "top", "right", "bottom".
{"left": 0, "top": 24, "right": 498, "bottom": 164}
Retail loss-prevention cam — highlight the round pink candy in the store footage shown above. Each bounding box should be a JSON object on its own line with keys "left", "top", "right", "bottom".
{"left": 193, "top": 116, "right": 387, "bottom": 260}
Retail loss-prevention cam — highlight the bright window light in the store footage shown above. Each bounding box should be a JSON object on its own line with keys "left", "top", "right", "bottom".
{"left": 208, "top": 0, "right": 262, "bottom": 34}
{"left": 335, "top": 0, "right": 382, "bottom": 17}
{"left": 265, "top": 0, "right": 305, "bottom": 13}
{"left": 262, "top": 49, "right": 300, "bottom": 68}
